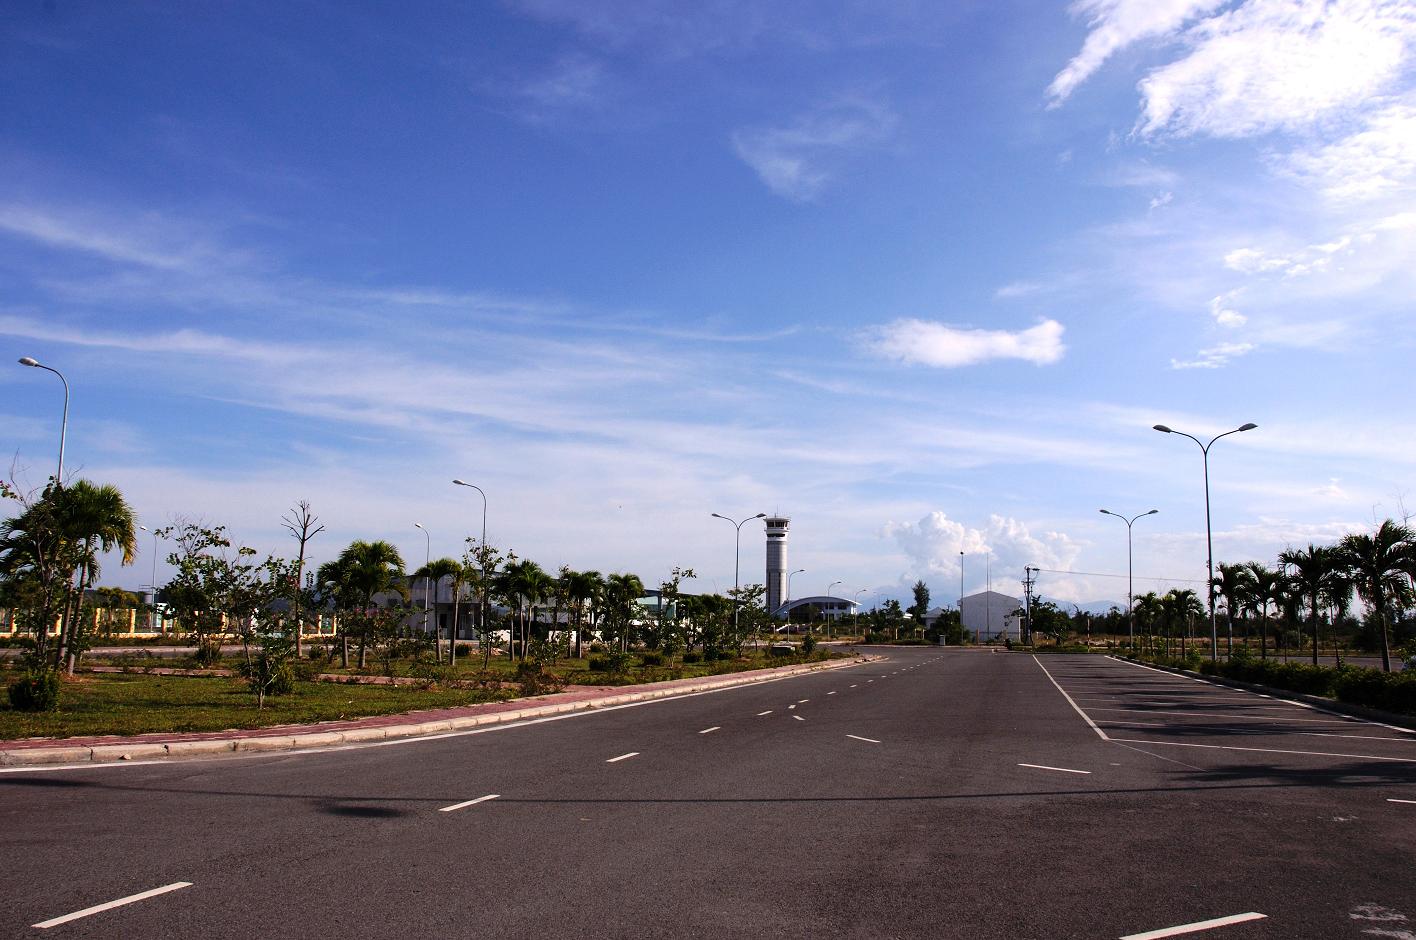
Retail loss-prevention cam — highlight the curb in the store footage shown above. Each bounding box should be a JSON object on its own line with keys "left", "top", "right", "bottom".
{"left": 0, "top": 654, "right": 880, "bottom": 767}
{"left": 1110, "top": 655, "right": 1416, "bottom": 733}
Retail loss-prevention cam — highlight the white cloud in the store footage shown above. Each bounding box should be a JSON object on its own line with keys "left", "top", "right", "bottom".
{"left": 1284, "top": 100, "right": 1416, "bottom": 202}
{"left": 518, "top": 53, "right": 610, "bottom": 111}
{"left": 0, "top": 206, "right": 197, "bottom": 270}
{"left": 1136, "top": 0, "right": 1416, "bottom": 139}
{"left": 1149, "top": 190, "right": 1174, "bottom": 209}
{"left": 1047, "top": 0, "right": 1227, "bottom": 104}
{"left": 865, "top": 318, "right": 1066, "bottom": 368}
{"left": 1208, "top": 292, "right": 1247, "bottom": 327}
{"left": 731, "top": 98, "right": 896, "bottom": 201}
{"left": 1169, "top": 340, "right": 1255, "bottom": 369}
{"left": 885, "top": 511, "right": 1082, "bottom": 597}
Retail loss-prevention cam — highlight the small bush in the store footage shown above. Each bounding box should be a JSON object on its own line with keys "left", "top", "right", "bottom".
{"left": 682, "top": 652, "right": 702, "bottom": 664}
{"left": 801, "top": 633, "right": 817, "bottom": 655}
{"left": 640, "top": 652, "right": 663, "bottom": 667}
{"left": 9, "top": 670, "right": 61, "bottom": 712}
{"left": 456, "top": 644, "right": 473, "bottom": 658}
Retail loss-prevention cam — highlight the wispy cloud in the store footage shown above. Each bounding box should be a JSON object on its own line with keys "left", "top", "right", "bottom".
{"left": 731, "top": 97, "right": 895, "bottom": 201}
{"left": 864, "top": 318, "right": 1066, "bottom": 368}
{"left": 1169, "top": 340, "right": 1254, "bottom": 369}
{"left": 1282, "top": 99, "right": 1416, "bottom": 202}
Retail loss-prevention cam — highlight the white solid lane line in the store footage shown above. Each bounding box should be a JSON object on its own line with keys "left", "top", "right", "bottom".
{"left": 699, "top": 726, "right": 721, "bottom": 734}
{"left": 846, "top": 734, "right": 881, "bottom": 744}
{"left": 34, "top": 882, "right": 194, "bottom": 929}
{"left": 1107, "top": 737, "right": 1416, "bottom": 763}
{"left": 606, "top": 752, "right": 639, "bottom": 763}
{"left": 1120, "top": 911, "right": 1267, "bottom": 939}
{"left": 1388, "top": 798, "right": 1416, "bottom": 804}
{"left": 440, "top": 793, "right": 500, "bottom": 813}
{"left": 1018, "top": 763, "right": 1091, "bottom": 775}
{"left": 757, "top": 710, "right": 774, "bottom": 716}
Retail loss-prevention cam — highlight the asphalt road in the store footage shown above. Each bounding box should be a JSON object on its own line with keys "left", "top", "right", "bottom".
{"left": 3, "top": 647, "right": 1416, "bottom": 938}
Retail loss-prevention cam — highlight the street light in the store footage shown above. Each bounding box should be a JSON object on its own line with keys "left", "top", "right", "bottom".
{"left": 1154, "top": 421, "right": 1258, "bottom": 660}
{"left": 414, "top": 522, "right": 432, "bottom": 653}
{"left": 452, "top": 480, "right": 488, "bottom": 665}
{"left": 959, "top": 551, "right": 965, "bottom": 642}
{"left": 781, "top": 568, "right": 805, "bottom": 632}
{"left": 138, "top": 525, "right": 164, "bottom": 634}
{"left": 1098, "top": 508, "right": 1158, "bottom": 650}
{"left": 826, "top": 580, "right": 843, "bottom": 638}
{"left": 18, "top": 357, "right": 69, "bottom": 485}
{"left": 711, "top": 512, "right": 766, "bottom": 638}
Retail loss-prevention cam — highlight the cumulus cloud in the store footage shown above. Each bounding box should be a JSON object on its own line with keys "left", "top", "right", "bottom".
{"left": 864, "top": 318, "right": 1066, "bottom": 368}
{"left": 731, "top": 98, "right": 896, "bottom": 201}
{"left": 885, "top": 511, "right": 1082, "bottom": 594}
{"left": 1170, "top": 341, "right": 1255, "bottom": 369}
{"left": 1047, "top": 0, "right": 1226, "bottom": 104}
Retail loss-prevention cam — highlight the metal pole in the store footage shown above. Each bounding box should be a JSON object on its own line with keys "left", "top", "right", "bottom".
{"left": 827, "top": 580, "right": 842, "bottom": 637}
{"left": 453, "top": 480, "right": 488, "bottom": 661}
{"left": 959, "top": 551, "right": 964, "bottom": 641}
{"left": 1099, "top": 509, "right": 1157, "bottom": 651}
{"left": 18, "top": 357, "right": 68, "bottom": 484}
{"left": 711, "top": 513, "right": 765, "bottom": 641}
{"left": 1153, "top": 423, "right": 1256, "bottom": 661}
{"left": 414, "top": 522, "right": 431, "bottom": 652}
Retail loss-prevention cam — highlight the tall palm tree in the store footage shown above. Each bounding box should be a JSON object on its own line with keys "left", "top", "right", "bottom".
{"left": 1245, "top": 562, "right": 1284, "bottom": 660}
{"left": 412, "top": 557, "right": 462, "bottom": 660}
{"left": 1132, "top": 592, "right": 1163, "bottom": 653}
{"left": 333, "top": 540, "right": 406, "bottom": 669}
{"left": 1336, "top": 520, "right": 1415, "bottom": 672}
{"left": 1279, "top": 544, "right": 1333, "bottom": 666}
{"left": 1162, "top": 589, "right": 1204, "bottom": 657}
{"left": 562, "top": 568, "right": 603, "bottom": 658}
{"left": 1211, "top": 562, "right": 1255, "bottom": 657}
{"left": 497, "top": 560, "right": 551, "bottom": 660}
{"left": 1322, "top": 565, "right": 1357, "bottom": 667}
{"left": 604, "top": 572, "right": 646, "bottom": 652}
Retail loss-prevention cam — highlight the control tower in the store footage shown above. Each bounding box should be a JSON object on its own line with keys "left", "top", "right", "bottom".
{"left": 764, "top": 516, "right": 790, "bottom": 614}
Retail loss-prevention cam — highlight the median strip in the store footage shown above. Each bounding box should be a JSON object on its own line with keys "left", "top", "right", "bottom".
{"left": 440, "top": 794, "right": 500, "bottom": 813}
{"left": 34, "top": 882, "right": 193, "bottom": 929}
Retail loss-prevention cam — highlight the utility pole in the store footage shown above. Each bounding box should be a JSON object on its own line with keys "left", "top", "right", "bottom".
{"left": 1021, "top": 566, "right": 1038, "bottom": 645}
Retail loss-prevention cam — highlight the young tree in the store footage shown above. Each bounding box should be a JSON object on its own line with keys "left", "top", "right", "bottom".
{"left": 280, "top": 500, "right": 324, "bottom": 659}
{"left": 909, "top": 580, "right": 931, "bottom": 638}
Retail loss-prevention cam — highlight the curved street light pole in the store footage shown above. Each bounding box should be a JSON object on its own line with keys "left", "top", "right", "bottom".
{"left": 18, "top": 357, "right": 68, "bottom": 485}
{"left": 783, "top": 568, "right": 805, "bottom": 633}
{"left": 1154, "top": 422, "right": 1258, "bottom": 660}
{"left": 1099, "top": 508, "right": 1158, "bottom": 650}
{"left": 711, "top": 512, "right": 765, "bottom": 639}
{"left": 826, "top": 580, "right": 843, "bottom": 638}
{"left": 452, "top": 480, "right": 488, "bottom": 661}
{"left": 139, "top": 525, "right": 163, "bottom": 633}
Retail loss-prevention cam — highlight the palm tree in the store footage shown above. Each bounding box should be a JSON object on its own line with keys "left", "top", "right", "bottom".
{"left": 1132, "top": 592, "right": 1163, "bottom": 653}
{"left": 1162, "top": 589, "right": 1204, "bottom": 657}
{"left": 562, "top": 568, "right": 603, "bottom": 658}
{"left": 1336, "top": 520, "right": 1415, "bottom": 671}
{"left": 497, "top": 560, "right": 551, "bottom": 660}
{"left": 332, "top": 540, "right": 406, "bottom": 669}
{"left": 1245, "top": 562, "right": 1284, "bottom": 660}
{"left": 1211, "top": 562, "right": 1255, "bottom": 657}
{"left": 604, "top": 572, "right": 646, "bottom": 653}
{"left": 40, "top": 481, "right": 136, "bottom": 672}
{"left": 1279, "top": 544, "right": 1333, "bottom": 666}
{"left": 1322, "top": 565, "right": 1357, "bottom": 667}
{"left": 412, "top": 557, "right": 462, "bottom": 661}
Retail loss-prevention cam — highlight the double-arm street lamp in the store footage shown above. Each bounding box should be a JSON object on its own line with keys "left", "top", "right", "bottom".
{"left": 1153, "top": 422, "right": 1258, "bottom": 660}
{"left": 711, "top": 512, "right": 765, "bottom": 637}
{"left": 452, "top": 479, "right": 488, "bottom": 664}
{"left": 18, "top": 357, "right": 68, "bottom": 485}
{"left": 1098, "top": 508, "right": 1158, "bottom": 649}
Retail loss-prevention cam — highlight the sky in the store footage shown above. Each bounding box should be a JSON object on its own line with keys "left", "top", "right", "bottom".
{"left": 4, "top": 0, "right": 1415, "bottom": 611}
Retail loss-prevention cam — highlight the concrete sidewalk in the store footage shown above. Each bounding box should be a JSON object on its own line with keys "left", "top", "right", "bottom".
{"left": 0, "top": 653, "right": 877, "bottom": 767}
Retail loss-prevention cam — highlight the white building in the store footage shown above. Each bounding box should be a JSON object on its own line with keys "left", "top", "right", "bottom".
{"left": 960, "top": 590, "right": 1023, "bottom": 641}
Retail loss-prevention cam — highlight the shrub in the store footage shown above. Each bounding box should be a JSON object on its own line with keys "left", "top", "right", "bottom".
{"left": 640, "top": 652, "right": 663, "bottom": 667}
{"left": 456, "top": 644, "right": 473, "bottom": 658}
{"left": 682, "top": 652, "right": 702, "bottom": 664}
{"left": 9, "top": 670, "right": 61, "bottom": 712}
{"left": 801, "top": 633, "right": 817, "bottom": 655}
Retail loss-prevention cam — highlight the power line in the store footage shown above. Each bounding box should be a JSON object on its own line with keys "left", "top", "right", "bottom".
{"left": 1030, "top": 567, "right": 1207, "bottom": 585}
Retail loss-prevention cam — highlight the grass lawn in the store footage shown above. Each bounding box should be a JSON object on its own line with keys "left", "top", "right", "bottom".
{"left": 0, "top": 674, "right": 515, "bottom": 741}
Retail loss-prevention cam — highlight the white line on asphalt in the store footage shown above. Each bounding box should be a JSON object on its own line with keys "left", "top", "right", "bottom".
{"left": 699, "top": 726, "right": 721, "bottom": 734}
{"left": 33, "top": 882, "right": 194, "bottom": 929}
{"left": 1088, "top": 707, "right": 1352, "bottom": 724}
{"left": 1388, "top": 798, "right": 1416, "bottom": 804}
{"left": 1018, "top": 762, "right": 1091, "bottom": 775}
{"left": 1032, "top": 655, "right": 1109, "bottom": 742}
{"left": 1107, "top": 737, "right": 1416, "bottom": 763}
{"left": 440, "top": 793, "right": 500, "bottom": 812}
{"left": 788, "top": 704, "right": 796, "bottom": 709}
{"left": 793, "top": 715, "right": 806, "bottom": 721}
{"left": 846, "top": 734, "right": 881, "bottom": 744}
{"left": 1119, "top": 911, "right": 1266, "bottom": 939}
{"left": 606, "top": 752, "right": 639, "bottom": 763}
{"left": 827, "top": 691, "right": 837, "bottom": 695}
{"left": 798, "top": 699, "right": 810, "bottom": 703}
{"left": 757, "top": 710, "right": 773, "bottom": 716}
{"left": 850, "top": 684, "right": 858, "bottom": 688}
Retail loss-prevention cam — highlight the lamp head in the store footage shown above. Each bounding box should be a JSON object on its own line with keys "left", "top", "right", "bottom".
{"left": 711, "top": 513, "right": 725, "bottom": 520}
{"left": 1153, "top": 424, "right": 1172, "bottom": 433}
{"left": 18, "top": 357, "right": 39, "bottom": 367}
{"left": 1145, "top": 509, "right": 1159, "bottom": 516}
{"left": 452, "top": 479, "right": 467, "bottom": 486}
{"left": 139, "top": 525, "right": 148, "bottom": 532}
{"left": 754, "top": 512, "right": 766, "bottom": 519}
{"left": 414, "top": 522, "right": 424, "bottom": 530}
{"left": 1099, "top": 508, "right": 1113, "bottom": 516}
{"left": 1237, "top": 422, "right": 1257, "bottom": 432}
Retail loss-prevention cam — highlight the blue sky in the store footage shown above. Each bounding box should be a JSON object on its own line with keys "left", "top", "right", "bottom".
{"left": 4, "top": 1, "right": 1415, "bottom": 609}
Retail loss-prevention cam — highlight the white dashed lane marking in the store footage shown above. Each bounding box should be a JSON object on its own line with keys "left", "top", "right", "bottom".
{"left": 33, "top": 882, "right": 194, "bottom": 930}
{"left": 606, "top": 752, "right": 639, "bottom": 763}
{"left": 440, "top": 793, "right": 500, "bottom": 812}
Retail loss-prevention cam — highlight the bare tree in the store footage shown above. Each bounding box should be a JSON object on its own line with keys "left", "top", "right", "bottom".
{"left": 281, "top": 500, "right": 325, "bottom": 659}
